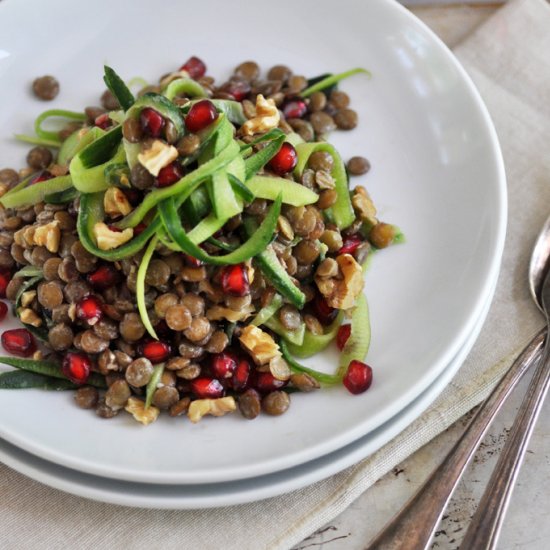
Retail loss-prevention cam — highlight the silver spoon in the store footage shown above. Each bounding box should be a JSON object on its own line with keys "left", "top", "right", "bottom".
{"left": 365, "top": 216, "right": 550, "bottom": 550}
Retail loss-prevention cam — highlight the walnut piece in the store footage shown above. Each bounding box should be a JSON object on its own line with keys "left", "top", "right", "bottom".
{"left": 18, "top": 308, "right": 42, "bottom": 327}
{"left": 206, "top": 304, "right": 255, "bottom": 322}
{"left": 125, "top": 396, "right": 160, "bottom": 426}
{"left": 240, "top": 94, "right": 280, "bottom": 136}
{"left": 104, "top": 187, "right": 132, "bottom": 218}
{"left": 33, "top": 220, "right": 60, "bottom": 253}
{"left": 314, "top": 253, "right": 364, "bottom": 310}
{"left": 137, "top": 139, "right": 178, "bottom": 176}
{"left": 187, "top": 396, "right": 236, "bottom": 423}
{"left": 20, "top": 290, "right": 37, "bottom": 307}
{"left": 93, "top": 222, "right": 133, "bottom": 250}
{"left": 352, "top": 186, "right": 378, "bottom": 226}
{"left": 239, "top": 325, "right": 282, "bottom": 366}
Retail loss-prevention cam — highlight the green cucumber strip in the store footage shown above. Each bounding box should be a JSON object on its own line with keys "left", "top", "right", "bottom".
{"left": 44, "top": 187, "right": 79, "bottom": 205}
{"left": 163, "top": 77, "right": 207, "bottom": 100}
{"left": 0, "top": 175, "right": 73, "bottom": 208}
{"left": 145, "top": 363, "right": 165, "bottom": 409}
{"left": 251, "top": 294, "right": 283, "bottom": 326}
{"left": 228, "top": 173, "right": 255, "bottom": 203}
{"left": 13, "top": 266, "right": 43, "bottom": 278}
{"left": 33, "top": 109, "right": 86, "bottom": 144}
{"left": 77, "top": 192, "right": 162, "bottom": 260}
{"left": 239, "top": 128, "right": 285, "bottom": 152}
{"left": 243, "top": 219, "right": 306, "bottom": 309}
{"left": 58, "top": 127, "right": 105, "bottom": 166}
{"left": 137, "top": 236, "right": 159, "bottom": 340}
{"left": 185, "top": 187, "right": 211, "bottom": 222}
{"left": 280, "top": 340, "right": 340, "bottom": 385}
{"left": 186, "top": 213, "right": 227, "bottom": 245}
{"left": 0, "top": 370, "right": 77, "bottom": 391}
{"left": 77, "top": 125, "right": 122, "bottom": 168}
{"left": 127, "top": 77, "right": 149, "bottom": 90}
{"left": 284, "top": 312, "right": 344, "bottom": 358}
{"left": 285, "top": 132, "right": 305, "bottom": 147}
{"left": 159, "top": 193, "right": 282, "bottom": 265}
{"left": 243, "top": 133, "right": 285, "bottom": 180}
{"left": 117, "top": 138, "right": 240, "bottom": 229}
{"left": 300, "top": 68, "right": 371, "bottom": 98}
{"left": 14, "top": 135, "right": 61, "bottom": 148}
{"left": 295, "top": 142, "right": 354, "bottom": 229}
{"left": 246, "top": 176, "right": 318, "bottom": 206}
{"left": 104, "top": 163, "right": 131, "bottom": 187}
{"left": 207, "top": 237, "right": 238, "bottom": 252}
{"left": 0, "top": 356, "right": 106, "bottom": 388}
{"left": 337, "top": 293, "right": 370, "bottom": 377}
{"left": 104, "top": 66, "right": 135, "bottom": 111}
{"left": 209, "top": 170, "right": 242, "bottom": 220}
{"left": 71, "top": 142, "right": 126, "bottom": 193}
{"left": 264, "top": 316, "right": 305, "bottom": 346}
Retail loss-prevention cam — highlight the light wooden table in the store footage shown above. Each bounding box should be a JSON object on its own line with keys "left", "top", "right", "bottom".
{"left": 294, "top": 4, "right": 550, "bottom": 549}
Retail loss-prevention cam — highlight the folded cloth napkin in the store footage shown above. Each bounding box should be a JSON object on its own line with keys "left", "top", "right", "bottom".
{"left": 2, "top": 0, "right": 550, "bottom": 548}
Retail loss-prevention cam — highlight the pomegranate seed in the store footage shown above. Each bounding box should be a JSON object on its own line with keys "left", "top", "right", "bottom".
{"left": 343, "top": 360, "right": 373, "bottom": 395}
{"left": 231, "top": 357, "right": 252, "bottom": 392}
{"left": 222, "top": 80, "right": 251, "bottom": 102}
{"left": 76, "top": 295, "right": 103, "bottom": 326}
{"left": 134, "top": 222, "right": 147, "bottom": 236}
{"left": 336, "top": 324, "right": 352, "bottom": 351}
{"left": 220, "top": 264, "right": 250, "bottom": 297}
{"left": 190, "top": 377, "right": 225, "bottom": 399}
{"left": 156, "top": 162, "right": 183, "bottom": 188}
{"left": 211, "top": 351, "right": 238, "bottom": 379}
{"left": 1, "top": 328, "right": 36, "bottom": 357}
{"left": 30, "top": 171, "right": 53, "bottom": 185}
{"left": 140, "top": 107, "right": 165, "bottom": 138}
{"left": 94, "top": 113, "right": 111, "bottom": 129}
{"left": 183, "top": 254, "right": 203, "bottom": 267}
{"left": 179, "top": 56, "right": 207, "bottom": 79}
{"left": 0, "top": 302, "right": 7, "bottom": 322}
{"left": 339, "top": 235, "right": 363, "bottom": 255}
{"left": 141, "top": 340, "right": 171, "bottom": 364}
{"left": 282, "top": 99, "right": 307, "bottom": 119}
{"left": 255, "top": 371, "right": 288, "bottom": 394}
{"left": 185, "top": 100, "right": 218, "bottom": 133}
{"left": 268, "top": 142, "right": 298, "bottom": 176}
{"left": 62, "top": 352, "right": 91, "bottom": 385}
{"left": 0, "top": 270, "right": 11, "bottom": 298}
{"left": 124, "top": 189, "right": 142, "bottom": 206}
{"left": 312, "top": 294, "right": 337, "bottom": 326}
{"left": 87, "top": 265, "right": 120, "bottom": 290}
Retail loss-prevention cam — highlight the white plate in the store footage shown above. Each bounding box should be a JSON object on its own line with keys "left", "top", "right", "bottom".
{"left": 0, "top": 0, "right": 506, "bottom": 484}
{"left": 0, "top": 269, "right": 496, "bottom": 508}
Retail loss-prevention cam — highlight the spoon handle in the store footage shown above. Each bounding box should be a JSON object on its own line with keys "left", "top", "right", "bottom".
{"left": 459, "top": 329, "right": 550, "bottom": 549}
{"left": 365, "top": 329, "right": 545, "bottom": 550}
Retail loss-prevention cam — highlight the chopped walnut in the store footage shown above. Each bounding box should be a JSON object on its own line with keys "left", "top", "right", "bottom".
{"left": 314, "top": 253, "right": 364, "bottom": 310}
{"left": 125, "top": 396, "right": 160, "bottom": 426}
{"left": 239, "top": 325, "right": 282, "bottom": 366}
{"left": 93, "top": 222, "right": 133, "bottom": 250}
{"left": 20, "top": 290, "right": 37, "bottom": 307}
{"left": 18, "top": 308, "right": 42, "bottom": 327}
{"left": 352, "top": 186, "right": 378, "bottom": 226}
{"left": 240, "top": 94, "right": 280, "bottom": 136}
{"left": 137, "top": 139, "right": 178, "bottom": 176}
{"left": 104, "top": 187, "right": 132, "bottom": 218}
{"left": 206, "top": 304, "right": 255, "bottom": 322}
{"left": 187, "top": 396, "right": 236, "bottom": 423}
{"left": 33, "top": 220, "right": 60, "bottom": 253}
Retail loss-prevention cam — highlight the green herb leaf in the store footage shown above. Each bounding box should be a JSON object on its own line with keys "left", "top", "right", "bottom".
{"left": 145, "top": 363, "right": 165, "bottom": 409}
{"left": 104, "top": 66, "right": 135, "bottom": 112}
{"left": 300, "top": 68, "right": 371, "bottom": 98}
{"left": 0, "top": 370, "right": 77, "bottom": 390}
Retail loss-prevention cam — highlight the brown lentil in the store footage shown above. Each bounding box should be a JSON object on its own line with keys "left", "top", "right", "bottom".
{"left": 48, "top": 323, "right": 73, "bottom": 351}
{"left": 80, "top": 330, "right": 110, "bottom": 354}
{"left": 84, "top": 106, "right": 105, "bottom": 123}
{"left": 308, "top": 91, "right": 327, "bottom": 112}
{"left": 334, "top": 109, "right": 358, "bottom": 130}
{"left": 238, "top": 389, "right": 261, "bottom": 420}
{"left": 180, "top": 265, "right": 206, "bottom": 282}
{"left": 26, "top": 147, "right": 52, "bottom": 170}
{"left": 290, "top": 373, "right": 320, "bottom": 392}
{"left": 308, "top": 151, "right": 334, "bottom": 172}
{"left": 317, "top": 189, "right": 338, "bottom": 210}
{"left": 286, "top": 75, "right": 308, "bottom": 94}
{"left": 0, "top": 249, "right": 15, "bottom": 269}
{"left": 278, "top": 305, "right": 302, "bottom": 331}
{"left": 165, "top": 304, "right": 192, "bottom": 331}
{"left": 234, "top": 61, "right": 260, "bottom": 82}
{"left": 262, "top": 391, "right": 290, "bottom": 415}
{"left": 58, "top": 257, "right": 79, "bottom": 282}
{"left": 95, "top": 399, "right": 119, "bottom": 419}
{"left": 122, "top": 118, "right": 143, "bottom": 143}
{"left": 30, "top": 247, "right": 53, "bottom": 267}
{"left": 98, "top": 349, "right": 118, "bottom": 374}
{"left": 145, "top": 259, "right": 170, "bottom": 287}
{"left": 93, "top": 317, "right": 119, "bottom": 340}
{"left": 100, "top": 89, "right": 120, "bottom": 111}
{"left": 164, "top": 120, "right": 179, "bottom": 144}
{"left": 32, "top": 75, "right": 60, "bottom": 100}
{"left": 74, "top": 386, "right": 99, "bottom": 409}
{"left": 347, "top": 156, "right": 371, "bottom": 176}
{"left": 267, "top": 65, "right": 292, "bottom": 82}
{"left": 169, "top": 397, "right": 191, "bottom": 417}
{"left": 37, "top": 281, "right": 64, "bottom": 309}
{"left": 320, "top": 229, "right": 343, "bottom": 252}
{"left": 130, "top": 163, "right": 154, "bottom": 190}
{"left": 154, "top": 293, "right": 179, "bottom": 318}
{"left": 204, "top": 330, "right": 228, "bottom": 354}
{"left": 51, "top": 304, "right": 71, "bottom": 324}
{"left": 64, "top": 280, "right": 91, "bottom": 303}
{"left": 304, "top": 313, "right": 324, "bottom": 335}
{"left": 152, "top": 386, "right": 179, "bottom": 409}
{"left": 294, "top": 239, "right": 321, "bottom": 264}
{"left": 119, "top": 312, "right": 146, "bottom": 342}
{"left": 369, "top": 222, "right": 396, "bottom": 249}
{"left": 0, "top": 168, "right": 19, "bottom": 188}
{"left": 329, "top": 90, "right": 350, "bottom": 109}
{"left": 354, "top": 242, "right": 371, "bottom": 265}
{"left": 288, "top": 119, "right": 314, "bottom": 142}
{"left": 105, "top": 380, "right": 131, "bottom": 410}
{"left": 125, "top": 358, "right": 154, "bottom": 387}
{"left": 310, "top": 111, "right": 336, "bottom": 135}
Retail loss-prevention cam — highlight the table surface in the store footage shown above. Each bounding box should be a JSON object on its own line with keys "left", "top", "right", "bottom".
{"left": 294, "top": 5, "right": 550, "bottom": 550}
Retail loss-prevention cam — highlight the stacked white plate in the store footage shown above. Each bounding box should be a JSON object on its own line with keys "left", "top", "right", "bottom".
{"left": 0, "top": 0, "right": 506, "bottom": 509}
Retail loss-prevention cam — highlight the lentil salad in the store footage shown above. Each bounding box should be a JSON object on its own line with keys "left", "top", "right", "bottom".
{"left": 0, "top": 57, "right": 399, "bottom": 425}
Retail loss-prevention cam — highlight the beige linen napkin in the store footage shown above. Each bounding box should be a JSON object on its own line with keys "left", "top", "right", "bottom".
{"left": 2, "top": 0, "right": 550, "bottom": 548}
